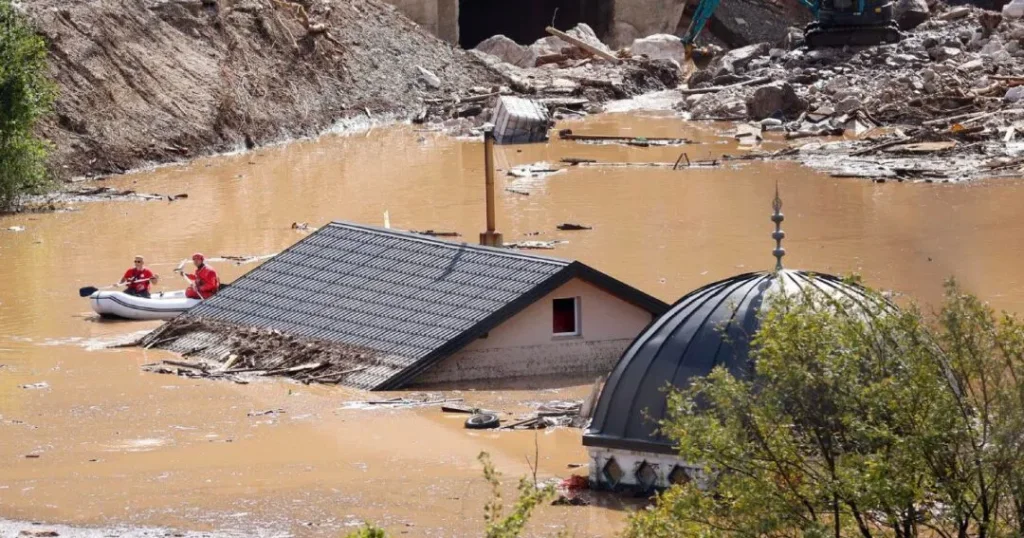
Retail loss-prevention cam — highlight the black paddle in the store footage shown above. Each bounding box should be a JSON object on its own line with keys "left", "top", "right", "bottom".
{"left": 79, "top": 278, "right": 152, "bottom": 298}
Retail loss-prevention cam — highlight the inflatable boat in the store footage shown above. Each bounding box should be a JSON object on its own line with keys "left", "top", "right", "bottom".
{"left": 89, "top": 290, "right": 200, "bottom": 321}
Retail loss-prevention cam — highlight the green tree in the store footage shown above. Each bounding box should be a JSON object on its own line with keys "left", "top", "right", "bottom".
{"left": 0, "top": 0, "right": 55, "bottom": 209}
{"left": 479, "top": 451, "right": 556, "bottom": 538}
{"left": 626, "top": 278, "right": 1024, "bottom": 538}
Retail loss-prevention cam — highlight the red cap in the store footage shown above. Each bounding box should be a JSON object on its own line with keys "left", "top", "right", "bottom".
{"left": 192, "top": 253, "right": 205, "bottom": 261}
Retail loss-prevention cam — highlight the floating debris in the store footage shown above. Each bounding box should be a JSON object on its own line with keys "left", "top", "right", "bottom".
{"left": 411, "top": 230, "right": 461, "bottom": 237}
{"left": 557, "top": 223, "right": 592, "bottom": 231}
{"left": 507, "top": 162, "right": 562, "bottom": 178}
{"left": 505, "top": 240, "right": 568, "bottom": 250}
{"left": 557, "top": 128, "right": 694, "bottom": 147}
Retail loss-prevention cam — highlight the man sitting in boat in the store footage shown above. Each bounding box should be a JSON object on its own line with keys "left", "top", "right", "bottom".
{"left": 177, "top": 253, "right": 220, "bottom": 300}
{"left": 118, "top": 255, "right": 158, "bottom": 298}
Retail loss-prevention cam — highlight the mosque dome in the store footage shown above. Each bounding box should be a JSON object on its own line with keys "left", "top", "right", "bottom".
{"left": 582, "top": 269, "right": 877, "bottom": 455}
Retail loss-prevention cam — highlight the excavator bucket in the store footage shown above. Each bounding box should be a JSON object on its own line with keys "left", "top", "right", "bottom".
{"left": 682, "top": 44, "right": 718, "bottom": 81}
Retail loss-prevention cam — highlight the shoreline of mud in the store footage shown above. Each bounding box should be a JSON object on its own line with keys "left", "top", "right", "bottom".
{"left": 0, "top": 519, "right": 258, "bottom": 538}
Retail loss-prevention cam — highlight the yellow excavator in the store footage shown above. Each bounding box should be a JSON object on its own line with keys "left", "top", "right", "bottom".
{"left": 682, "top": 0, "right": 902, "bottom": 69}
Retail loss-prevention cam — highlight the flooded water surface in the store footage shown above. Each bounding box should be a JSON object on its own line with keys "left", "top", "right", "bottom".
{"left": 2, "top": 112, "right": 1024, "bottom": 536}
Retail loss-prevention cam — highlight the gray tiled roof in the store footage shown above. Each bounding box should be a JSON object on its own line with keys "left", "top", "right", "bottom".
{"left": 168, "top": 222, "right": 667, "bottom": 390}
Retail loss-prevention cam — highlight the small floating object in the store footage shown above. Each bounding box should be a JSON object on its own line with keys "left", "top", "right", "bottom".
{"left": 411, "top": 230, "right": 461, "bottom": 237}
{"left": 505, "top": 240, "right": 568, "bottom": 250}
{"left": 557, "top": 223, "right": 592, "bottom": 231}
{"left": 89, "top": 290, "right": 200, "bottom": 321}
{"left": 7, "top": 226, "right": 25, "bottom": 232}
{"left": 465, "top": 413, "right": 500, "bottom": 430}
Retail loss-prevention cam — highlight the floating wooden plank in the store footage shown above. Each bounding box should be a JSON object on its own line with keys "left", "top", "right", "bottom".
{"left": 885, "top": 141, "right": 957, "bottom": 153}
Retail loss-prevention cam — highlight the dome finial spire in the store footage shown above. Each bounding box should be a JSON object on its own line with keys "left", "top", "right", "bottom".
{"left": 771, "top": 182, "right": 785, "bottom": 272}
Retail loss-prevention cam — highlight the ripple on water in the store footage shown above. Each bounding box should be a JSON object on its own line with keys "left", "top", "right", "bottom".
{"left": 102, "top": 438, "right": 171, "bottom": 453}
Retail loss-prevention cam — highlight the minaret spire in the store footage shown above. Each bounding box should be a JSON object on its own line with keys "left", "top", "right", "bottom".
{"left": 771, "top": 182, "right": 785, "bottom": 272}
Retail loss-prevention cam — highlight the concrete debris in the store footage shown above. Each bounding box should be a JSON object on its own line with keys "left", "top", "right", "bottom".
{"left": 1005, "top": 0, "right": 1024, "bottom": 18}
{"left": 677, "top": 4, "right": 1024, "bottom": 181}
{"left": 629, "top": 34, "right": 688, "bottom": 68}
{"left": 420, "top": 23, "right": 681, "bottom": 138}
{"left": 416, "top": 66, "right": 442, "bottom": 89}
{"left": 474, "top": 35, "right": 538, "bottom": 68}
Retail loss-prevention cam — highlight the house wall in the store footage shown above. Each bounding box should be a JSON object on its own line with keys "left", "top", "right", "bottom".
{"left": 413, "top": 278, "right": 655, "bottom": 385}
{"left": 609, "top": 0, "right": 688, "bottom": 48}
{"left": 382, "top": 0, "right": 693, "bottom": 49}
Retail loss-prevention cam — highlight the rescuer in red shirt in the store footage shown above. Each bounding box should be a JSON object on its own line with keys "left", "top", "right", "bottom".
{"left": 118, "top": 255, "right": 158, "bottom": 298}
{"left": 177, "top": 253, "right": 220, "bottom": 300}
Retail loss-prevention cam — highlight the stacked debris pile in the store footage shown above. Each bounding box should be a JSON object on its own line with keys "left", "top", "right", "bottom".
{"left": 419, "top": 24, "right": 681, "bottom": 137}
{"left": 679, "top": 4, "right": 1024, "bottom": 181}
{"left": 139, "top": 317, "right": 382, "bottom": 385}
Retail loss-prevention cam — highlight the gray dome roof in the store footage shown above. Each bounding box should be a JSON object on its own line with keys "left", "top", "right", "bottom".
{"left": 583, "top": 269, "right": 876, "bottom": 454}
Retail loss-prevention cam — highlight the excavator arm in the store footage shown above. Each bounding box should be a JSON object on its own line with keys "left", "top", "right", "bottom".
{"left": 681, "top": 0, "right": 820, "bottom": 50}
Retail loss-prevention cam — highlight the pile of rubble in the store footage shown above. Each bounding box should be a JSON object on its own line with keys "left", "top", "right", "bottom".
{"left": 679, "top": 4, "right": 1024, "bottom": 181}
{"left": 417, "top": 24, "right": 682, "bottom": 136}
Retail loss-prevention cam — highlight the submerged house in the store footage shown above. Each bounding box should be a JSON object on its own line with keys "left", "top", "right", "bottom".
{"left": 152, "top": 221, "right": 667, "bottom": 390}
{"left": 582, "top": 190, "right": 882, "bottom": 490}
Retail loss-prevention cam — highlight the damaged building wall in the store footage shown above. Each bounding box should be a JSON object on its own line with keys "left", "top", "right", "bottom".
{"left": 413, "top": 278, "right": 655, "bottom": 385}
{"left": 610, "top": 0, "right": 688, "bottom": 49}
{"left": 383, "top": 0, "right": 459, "bottom": 43}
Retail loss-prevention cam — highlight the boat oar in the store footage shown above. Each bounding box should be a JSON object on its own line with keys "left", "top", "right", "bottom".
{"left": 79, "top": 279, "right": 152, "bottom": 298}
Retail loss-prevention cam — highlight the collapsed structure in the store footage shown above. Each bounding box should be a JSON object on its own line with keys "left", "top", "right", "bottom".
{"left": 583, "top": 190, "right": 883, "bottom": 490}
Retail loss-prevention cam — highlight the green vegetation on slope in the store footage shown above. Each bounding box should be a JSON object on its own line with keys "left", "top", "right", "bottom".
{"left": 0, "top": 0, "right": 55, "bottom": 209}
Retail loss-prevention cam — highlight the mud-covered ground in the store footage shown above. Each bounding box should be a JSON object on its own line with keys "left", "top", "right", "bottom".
{"left": 20, "top": 0, "right": 499, "bottom": 180}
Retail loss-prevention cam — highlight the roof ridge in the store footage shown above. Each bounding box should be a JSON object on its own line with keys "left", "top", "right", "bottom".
{"left": 327, "top": 221, "right": 572, "bottom": 267}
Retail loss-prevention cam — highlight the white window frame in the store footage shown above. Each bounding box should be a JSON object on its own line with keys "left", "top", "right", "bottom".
{"left": 552, "top": 296, "right": 581, "bottom": 337}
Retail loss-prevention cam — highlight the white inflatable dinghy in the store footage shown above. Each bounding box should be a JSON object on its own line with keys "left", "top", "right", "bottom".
{"left": 89, "top": 290, "right": 200, "bottom": 321}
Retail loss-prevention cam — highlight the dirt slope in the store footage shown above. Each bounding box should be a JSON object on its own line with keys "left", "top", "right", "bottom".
{"left": 21, "top": 0, "right": 500, "bottom": 179}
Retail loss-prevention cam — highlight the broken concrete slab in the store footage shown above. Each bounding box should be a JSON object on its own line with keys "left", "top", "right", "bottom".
{"left": 475, "top": 35, "right": 538, "bottom": 68}
{"left": 629, "top": 34, "right": 687, "bottom": 68}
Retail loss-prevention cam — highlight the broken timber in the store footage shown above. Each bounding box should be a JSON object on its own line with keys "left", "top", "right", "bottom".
{"left": 558, "top": 130, "right": 693, "bottom": 145}
{"left": 545, "top": 26, "right": 620, "bottom": 63}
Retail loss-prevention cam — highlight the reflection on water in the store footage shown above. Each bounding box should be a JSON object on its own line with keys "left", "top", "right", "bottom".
{"left": 1, "top": 113, "right": 1024, "bottom": 536}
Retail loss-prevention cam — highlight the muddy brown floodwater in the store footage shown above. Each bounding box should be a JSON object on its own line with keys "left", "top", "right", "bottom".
{"left": 2, "top": 112, "right": 1024, "bottom": 537}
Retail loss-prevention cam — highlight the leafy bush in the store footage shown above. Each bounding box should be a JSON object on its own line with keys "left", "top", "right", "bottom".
{"left": 0, "top": 0, "right": 55, "bottom": 209}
